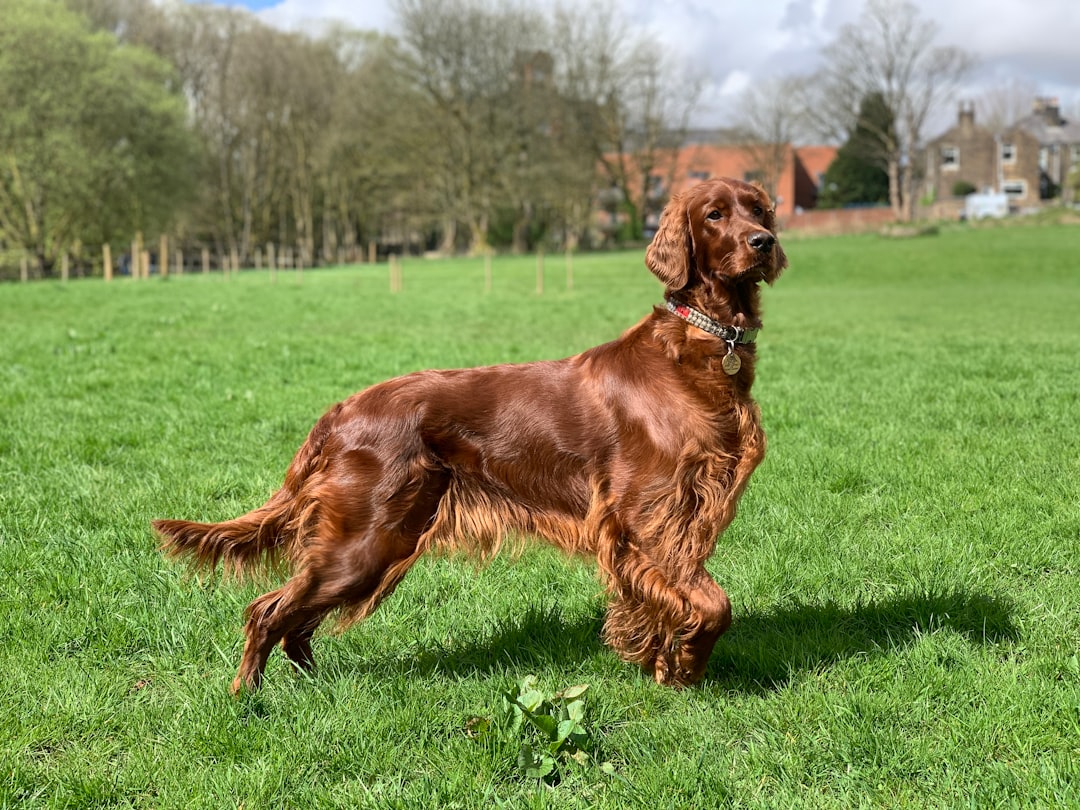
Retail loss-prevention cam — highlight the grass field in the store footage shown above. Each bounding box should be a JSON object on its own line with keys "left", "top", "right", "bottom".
{"left": 2, "top": 224, "right": 1079, "bottom": 808}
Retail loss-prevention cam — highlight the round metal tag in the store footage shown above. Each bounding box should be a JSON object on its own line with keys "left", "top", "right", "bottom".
{"left": 722, "top": 351, "right": 741, "bottom": 375}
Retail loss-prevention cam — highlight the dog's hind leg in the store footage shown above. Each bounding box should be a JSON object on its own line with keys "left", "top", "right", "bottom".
{"left": 231, "top": 530, "right": 426, "bottom": 694}
{"left": 231, "top": 464, "right": 449, "bottom": 694}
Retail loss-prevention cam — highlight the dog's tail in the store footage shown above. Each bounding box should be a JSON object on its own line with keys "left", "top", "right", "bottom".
{"left": 152, "top": 490, "right": 296, "bottom": 579}
{"left": 154, "top": 404, "right": 340, "bottom": 578}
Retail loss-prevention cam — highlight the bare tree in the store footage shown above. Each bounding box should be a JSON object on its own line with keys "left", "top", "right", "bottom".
{"left": 550, "top": 1, "right": 702, "bottom": 240}
{"left": 393, "top": 0, "right": 550, "bottom": 253}
{"left": 976, "top": 76, "right": 1038, "bottom": 131}
{"left": 796, "top": 0, "right": 974, "bottom": 222}
{"left": 732, "top": 76, "right": 808, "bottom": 203}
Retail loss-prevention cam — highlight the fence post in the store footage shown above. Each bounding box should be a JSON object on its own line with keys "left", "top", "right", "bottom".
{"left": 141, "top": 250, "right": 150, "bottom": 280}
{"left": 268, "top": 242, "right": 276, "bottom": 283}
{"left": 159, "top": 234, "right": 168, "bottom": 278}
{"left": 175, "top": 249, "right": 183, "bottom": 276}
{"left": 230, "top": 246, "right": 239, "bottom": 278}
{"left": 61, "top": 253, "right": 69, "bottom": 282}
{"left": 368, "top": 240, "right": 376, "bottom": 264}
{"left": 103, "top": 244, "right": 113, "bottom": 282}
{"left": 201, "top": 247, "right": 210, "bottom": 275}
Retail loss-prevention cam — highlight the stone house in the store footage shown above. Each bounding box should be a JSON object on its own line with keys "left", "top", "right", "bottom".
{"left": 924, "top": 102, "right": 1041, "bottom": 207}
{"left": 924, "top": 98, "right": 1080, "bottom": 208}
{"left": 1011, "top": 97, "right": 1080, "bottom": 201}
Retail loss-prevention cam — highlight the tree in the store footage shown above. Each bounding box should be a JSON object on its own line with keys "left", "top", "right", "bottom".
{"left": 733, "top": 76, "right": 807, "bottom": 203}
{"left": 0, "top": 0, "right": 195, "bottom": 275}
{"left": 394, "top": 0, "right": 550, "bottom": 253}
{"left": 796, "top": 0, "right": 974, "bottom": 222}
{"left": 817, "top": 92, "right": 892, "bottom": 208}
{"left": 976, "top": 76, "right": 1038, "bottom": 132}
{"left": 550, "top": 1, "right": 702, "bottom": 240}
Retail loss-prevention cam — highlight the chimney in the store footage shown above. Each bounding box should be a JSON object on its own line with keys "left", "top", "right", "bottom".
{"left": 1032, "top": 96, "right": 1062, "bottom": 126}
{"left": 958, "top": 101, "right": 975, "bottom": 133}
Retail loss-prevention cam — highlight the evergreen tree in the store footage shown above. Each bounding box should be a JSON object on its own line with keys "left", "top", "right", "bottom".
{"left": 817, "top": 92, "right": 892, "bottom": 209}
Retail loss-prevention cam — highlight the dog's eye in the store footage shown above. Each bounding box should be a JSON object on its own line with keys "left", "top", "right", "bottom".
{"left": 706, "top": 210, "right": 723, "bottom": 221}
{"left": 753, "top": 205, "right": 764, "bottom": 217}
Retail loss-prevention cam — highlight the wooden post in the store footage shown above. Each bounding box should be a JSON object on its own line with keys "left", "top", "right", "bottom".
{"left": 20, "top": 254, "right": 29, "bottom": 283}
{"left": 60, "top": 253, "right": 70, "bottom": 282}
{"left": 484, "top": 251, "right": 492, "bottom": 293}
{"left": 230, "top": 246, "right": 239, "bottom": 278}
{"left": 565, "top": 248, "right": 573, "bottom": 291}
{"left": 175, "top": 249, "right": 183, "bottom": 276}
{"left": 368, "top": 240, "right": 376, "bottom": 264}
{"left": 390, "top": 254, "right": 403, "bottom": 293}
{"left": 535, "top": 250, "right": 544, "bottom": 295}
{"left": 141, "top": 250, "right": 150, "bottom": 280}
{"left": 268, "top": 242, "right": 277, "bottom": 283}
{"left": 201, "top": 247, "right": 210, "bottom": 275}
{"left": 159, "top": 234, "right": 168, "bottom": 278}
{"left": 103, "top": 244, "right": 113, "bottom": 282}
{"left": 133, "top": 232, "right": 143, "bottom": 279}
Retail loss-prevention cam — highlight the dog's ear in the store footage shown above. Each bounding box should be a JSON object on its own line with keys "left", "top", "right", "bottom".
{"left": 645, "top": 193, "right": 693, "bottom": 290}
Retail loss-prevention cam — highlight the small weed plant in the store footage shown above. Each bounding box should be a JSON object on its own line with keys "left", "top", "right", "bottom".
{"left": 470, "top": 676, "right": 620, "bottom": 785}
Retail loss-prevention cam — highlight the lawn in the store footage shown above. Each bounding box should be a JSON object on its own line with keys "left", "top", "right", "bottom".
{"left": 1, "top": 224, "right": 1078, "bottom": 808}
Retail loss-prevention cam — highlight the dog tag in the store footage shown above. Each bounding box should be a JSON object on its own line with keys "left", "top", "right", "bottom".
{"left": 722, "top": 350, "right": 741, "bottom": 375}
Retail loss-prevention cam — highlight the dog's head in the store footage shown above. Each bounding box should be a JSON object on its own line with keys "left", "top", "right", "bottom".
{"left": 645, "top": 178, "right": 787, "bottom": 292}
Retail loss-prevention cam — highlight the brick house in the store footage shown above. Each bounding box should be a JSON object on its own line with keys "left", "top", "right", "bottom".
{"left": 640, "top": 141, "right": 837, "bottom": 232}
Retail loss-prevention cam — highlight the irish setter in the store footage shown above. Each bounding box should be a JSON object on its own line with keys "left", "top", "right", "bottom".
{"left": 154, "top": 177, "right": 787, "bottom": 693}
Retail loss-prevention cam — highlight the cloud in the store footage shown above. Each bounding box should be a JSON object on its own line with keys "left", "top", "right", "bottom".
{"left": 209, "top": 0, "right": 1080, "bottom": 124}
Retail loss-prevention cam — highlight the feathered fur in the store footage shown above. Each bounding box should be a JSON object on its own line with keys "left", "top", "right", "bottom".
{"left": 154, "top": 177, "right": 787, "bottom": 693}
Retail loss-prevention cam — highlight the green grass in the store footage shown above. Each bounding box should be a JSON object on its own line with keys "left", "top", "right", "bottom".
{"left": 1, "top": 227, "right": 1079, "bottom": 808}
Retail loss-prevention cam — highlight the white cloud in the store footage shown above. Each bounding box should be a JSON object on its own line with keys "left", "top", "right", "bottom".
{"left": 214, "top": 0, "right": 1080, "bottom": 127}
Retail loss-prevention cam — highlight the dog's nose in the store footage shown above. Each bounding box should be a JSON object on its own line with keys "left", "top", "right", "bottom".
{"left": 747, "top": 231, "right": 775, "bottom": 253}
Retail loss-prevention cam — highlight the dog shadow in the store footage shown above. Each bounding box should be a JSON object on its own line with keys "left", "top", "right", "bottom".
{"left": 359, "top": 589, "right": 1018, "bottom": 691}
{"left": 704, "top": 589, "right": 1019, "bottom": 692}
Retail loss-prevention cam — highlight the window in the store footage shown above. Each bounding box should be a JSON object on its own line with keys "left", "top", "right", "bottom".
{"left": 1000, "top": 142, "right": 1016, "bottom": 163}
{"left": 1039, "top": 147, "right": 1049, "bottom": 170}
{"left": 688, "top": 170, "right": 710, "bottom": 181}
{"left": 941, "top": 146, "right": 959, "bottom": 169}
{"left": 1002, "top": 180, "right": 1027, "bottom": 199}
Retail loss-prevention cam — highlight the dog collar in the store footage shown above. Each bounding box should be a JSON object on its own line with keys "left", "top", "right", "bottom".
{"left": 665, "top": 298, "right": 759, "bottom": 344}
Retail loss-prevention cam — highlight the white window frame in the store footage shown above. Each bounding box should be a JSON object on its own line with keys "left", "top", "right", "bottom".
{"left": 1002, "top": 180, "right": 1027, "bottom": 199}
{"left": 1000, "top": 142, "right": 1016, "bottom": 164}
{"left": 941, "top": 146, "right": 959, "bottom": 170}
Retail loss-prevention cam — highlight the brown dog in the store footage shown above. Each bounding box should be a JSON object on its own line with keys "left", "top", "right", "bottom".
{"left": 154, "top": 177, "right": 787, "bottom": 693}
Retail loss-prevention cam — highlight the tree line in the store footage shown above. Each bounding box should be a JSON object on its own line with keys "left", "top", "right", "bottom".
{"left": 2, "top": 0, "right": 980, "bottom": 280}
{"left": 1, "top": 0, "right": 703, "bottom": 278}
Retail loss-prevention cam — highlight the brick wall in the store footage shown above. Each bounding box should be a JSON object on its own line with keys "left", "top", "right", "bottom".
{"left": 780, "top": 206, "right": 895, "bottom": 235}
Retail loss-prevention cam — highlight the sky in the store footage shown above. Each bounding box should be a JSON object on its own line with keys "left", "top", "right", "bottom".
{"left": 197, "top": 0, "right": 1080, "bottom": 134}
